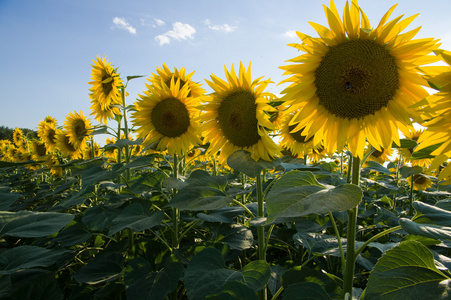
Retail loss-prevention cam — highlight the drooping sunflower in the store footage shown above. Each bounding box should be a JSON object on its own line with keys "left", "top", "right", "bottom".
{"left": 55, "top": 129, "right": 82, "bottom": 160}
{"left": 37, "top": 116, "right": 57, "bottom": 139}
{"left": 132, "top": 76, "right": 202, "bottom": 157}
{"left": 41, "top": 123, "right": 58, "bottom": 152}
{"left": 416, "top": 50, "right": 451, "bottom": 182}
{"left": 64, "top": 111, "right": 92, "bottom": 150}
{"left": 279, "top": 111, "right": 322, "bottom": 158}
{"left": 149, "top": 63, "right": 206, "bottom": 98}
{"left": 88, "top": 55, "right": 123, "bottom": 124}
{"left": 199, "top": 62, "right": 281, "bottom": 163}
{"left": 280, "top": 0, "right": 440, "bottom": 159}
{"left": 30, "top": 139, "right": 47, "bottom": 161}
{"left": 407, "top": 173, "right": 433, "bottom": 191}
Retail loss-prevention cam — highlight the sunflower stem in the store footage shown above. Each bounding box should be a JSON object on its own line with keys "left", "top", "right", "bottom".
{"left": 256, "top": 171, "right": 267, "bottom": 300}
{"left": 409, "top": 174, "right": 415, "bottom": 216}
{"left": 343, "top": 155, "right": 360, "bottom": 297}
{"left": 172, "top": 154, "right": 180, "bottom": 249}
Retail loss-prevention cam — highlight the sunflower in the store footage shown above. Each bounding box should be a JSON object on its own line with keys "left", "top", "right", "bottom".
{"left": 279, "top": 111, "right": 321, "bottom": 158}
{"left": 399, "top": 128, "right": 431, "bottom": 168}
{"left": 41, "top": 123, "right": 58, "bottom": 152}
{"left": 199, "top": 62, "right": 281, "bottom": 163}
{"left": 88, "top": 55, "right": 123, "bottom": 124}
{"left": 416, "top": 50, "right": 451, "bottom": 182}
{"left": 64, "top": 111, "right": 92, "bottom": 150}
{"left": 30, "top": 139, "right": 47, "bottom": 161}
{"left": 45, "top": 153, "right": 63, "bottom": 177}
{"left": 12, "top": 128, "right": 26, "bottom": 147}
{"left": 83, "top": 141, "right": 100, "bottom": 159}
{"left": 55, "top": 129, "right": 82, "bottom": 160}
{"left": 365, "top": 147, "right": 393, "bottom": 164}
{"left": 149, "top": 63, "right": 206, "bottom": 98}
{"left": 37, "top": 116, "right": 57, "bottom": 139}
{"left": 407, "top": 173, "right": 433, "bottom": 191}
{"left": 280, "top": 0, "right": 440, "bottom": 159}
{"left": 132, "top": 75, "right": 202, "bottom": 157}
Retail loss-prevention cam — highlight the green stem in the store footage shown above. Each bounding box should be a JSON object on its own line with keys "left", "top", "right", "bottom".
{"left": 354, "top": 225, "right": 401, "bottom": 258}
{"left": 172, "top": 154, "right": 180, "bottom": 249}
{"left": 343, "top": 156, "right": 360, "bottom": 297}
{"left": 271, "top": 286, "right": 284, "bottom": 300}
{"left": 409, "top": 174, "right": 415, "bottom": 216}
{"left": 121, "top": 87, "right": 131, "bottom": 182}
{"left": 116, "top": 116, "right": 122, "bottom": 164}
{"left": 329, "top": 212, "right": 345, "bottom": 275}
{"left": 232, "top": 199, "right": 255, "bottom": 218}
{"left": 256, "top": 172, "right": 267, "bottom": 300}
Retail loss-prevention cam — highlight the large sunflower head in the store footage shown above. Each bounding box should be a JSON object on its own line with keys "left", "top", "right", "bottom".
{"left": 279, "top": 111, "right": 322, "bottom": 158}
{"left": 132, "top": 76, "right": 202, "bottom": 157}
{"left": 407, "top": 173, "right": 433, "bottom": 191}
{"left": 199, "top": 62, "right": 281, "bottom": 163}
{"left": 55, "top": 129, "right": 82, "bottom": 160}
{"left": 280, "top": 0, "right": 440, "bottom": 159}
{"left": 41, "top": 124, "right": 58, "bottom": 152}
{"left": 30, "top": 139, "right": 47, "bottom": 161}
{"left": 149, "top": 63, "right": 206, "bottom": 98}
{"left": 88, "top": 55, "right": 123, "bottom": 112}
{"left": 64, "top": 111, "right": 92, "bottom": 150}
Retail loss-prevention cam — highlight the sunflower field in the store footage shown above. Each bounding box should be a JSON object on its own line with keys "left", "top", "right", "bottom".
{"left": 2, "top": 0, "right": 451, "bottom": 299}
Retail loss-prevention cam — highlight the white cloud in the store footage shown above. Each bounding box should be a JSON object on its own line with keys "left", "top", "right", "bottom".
{"left": 283, "top": 30, "right": 297, "bottom": 39}
{"left": 113, "top": 17, "right": 136, "bottom": 34}
{"left": 154, "top": 18, "right": 165, "bottom": 26}
{"left": 155, "top": 22, "right": 196, "bottom": 46}
{"left": 204, "top": 19, "right": 237, "bottom": 33}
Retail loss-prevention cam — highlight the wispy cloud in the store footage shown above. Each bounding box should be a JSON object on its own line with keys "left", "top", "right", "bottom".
{"left": 154, "top": 18, "right": 165, "bottom": 26}
{"left": 204, "top": 19, "right": 237, "bottom": 33}
{"left": 283, "top": 30, "right": 297, "bottom": 39}
{"left": 141, "top": 17, "right": 166, "bottom": 28}
{"left": 113, "top": 17, "right": 136, "bottom": 34}
{"left": 155, "top": 22, "right": 196, "bottom": 46}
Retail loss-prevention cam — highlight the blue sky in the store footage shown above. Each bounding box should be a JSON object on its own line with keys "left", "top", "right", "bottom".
{"left": 1, "top": 0, "right": 450, "bottom": 136}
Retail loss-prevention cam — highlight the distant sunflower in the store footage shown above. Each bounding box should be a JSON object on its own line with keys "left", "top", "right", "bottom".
{"left": 416, "top": 50, "right": 451, "bottom": 182}
{"left": 279, "top": 111, "right": 321, "bottom": 158}
{"left": 13, "top": 128, "right": 26, "bottom": 147}
{"left": 55, "top": 129, "right": 82, "bottom": 160}
{"left": 132, "top": 76, "right": 202, "bottom": 157}
{"left": 407, "top": 173, "right": 433, "bottom": 191}
{"left": 30, "top": 139, "right": 47, "bottom": 161}
{"left": 199, "top": 62, "right": 281, "bottom": 163}
{"left": 280, "top": 0, "right": 440, "bottom": 159}
{"left": 149, "top": 63, "right": 206, "bottom": 98}
{"left": 400, "top": 128, "right": 431, "bottom": 168}
{"left": 366, "top": 147, "right": 393, "bottom": 164}
{"left": 37, "top": 116, "right": 57, "bottom": 139}
{"left": 41, "top": 124, "right": 58, "bottom": 152}
{"left": 64, "top": 111, "right": 92, "bottom": 150}
{"left": 88, "top": 55, "right": 123, "bottom": 124}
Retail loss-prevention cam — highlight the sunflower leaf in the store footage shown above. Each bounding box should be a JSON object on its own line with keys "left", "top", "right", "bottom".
{"left": 266, "top": 171, "right": 362, "bottom": 224}
{"left": 364, "top": 241, "right": 451, "bottom": 299}
{"left": 126, "top": 75, "right": 145, "bottom": 81}
{"left": 227, "top": 150, "right": 278, "bottom": 178}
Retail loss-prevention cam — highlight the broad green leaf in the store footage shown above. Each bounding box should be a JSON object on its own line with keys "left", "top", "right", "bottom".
{"left": 282, "top": 282, "right": 333, "bottom": 300}
{"left": 73, "top": 252, "right": 123, "bottom": 284}
{"left": 282, "top": 266, "right": 342, "bottom": 298}
{"left": 8, "top": 269, "right": 62, "bottom": 300}
{"left": 197, "top": 206, "right": 245, "bottom": 224}
{"left": 54, "top": 222, "right": 92, "bottom": 247}
{"left": 116, "top": 155, "right": 156, "bottom": 172}
{"left": 362, "top": 161, "right": 392, "bottom": 174}
{"left": 266, "top": 171, "right": 362, "bottom": 223}
{"left": 167, "top": 186, "right": 233, "bottom": 211}
{"left": 184, "top": 248, "right": 270, "bottom": 300}
{"left": 412, "top": 201, "right": 451, "bottom": 226}
{"left": 109, "top": 204, "right": 164, "bottom": 235}
{"left": 275, "top": 162, "right": 321, "bottom": 173}
{"left": 0, "top": 246, "right": 71, "bottom": 275}
{"left": 227, "top": 150, "right": 277, "bottom": 178}
{"left": 209, "top": 223, "right": 254, "bottom": 250}
{"left": 391, "top": 138, "right": 417, "bottom": 149}
{"left": 411, "top": 143, "right": 442, "bottom": 160}
{"left": 0, "top": 210, "right": 74, "bottom": 238}
{"left": 400, "top": 218, "right": 451, "bottom": 241}
{"left": 125, "top": 257, "right": 183, "bottom": 300}
{"left": 0, "top": 187, "right": 23, "bottom": 210}
{"left": 130, "top": 171, "right": 166, "bottom": 194}
{"left": 185, "top": 170, "right": 228, "bottom": 191}
{"left": 400, "top": 165, "right": 423, "bottom": 179}
{"left": 53, "top": 185, "right": 94, "bottom": 209}
{"left": 206, "top": 281, "right": 258, "bottom": 300}
{"left": 82, "top": 205, "right": 121, "bottom": 232}
{"left": 364, "top": 241, "right": 451, "bottom": 300}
